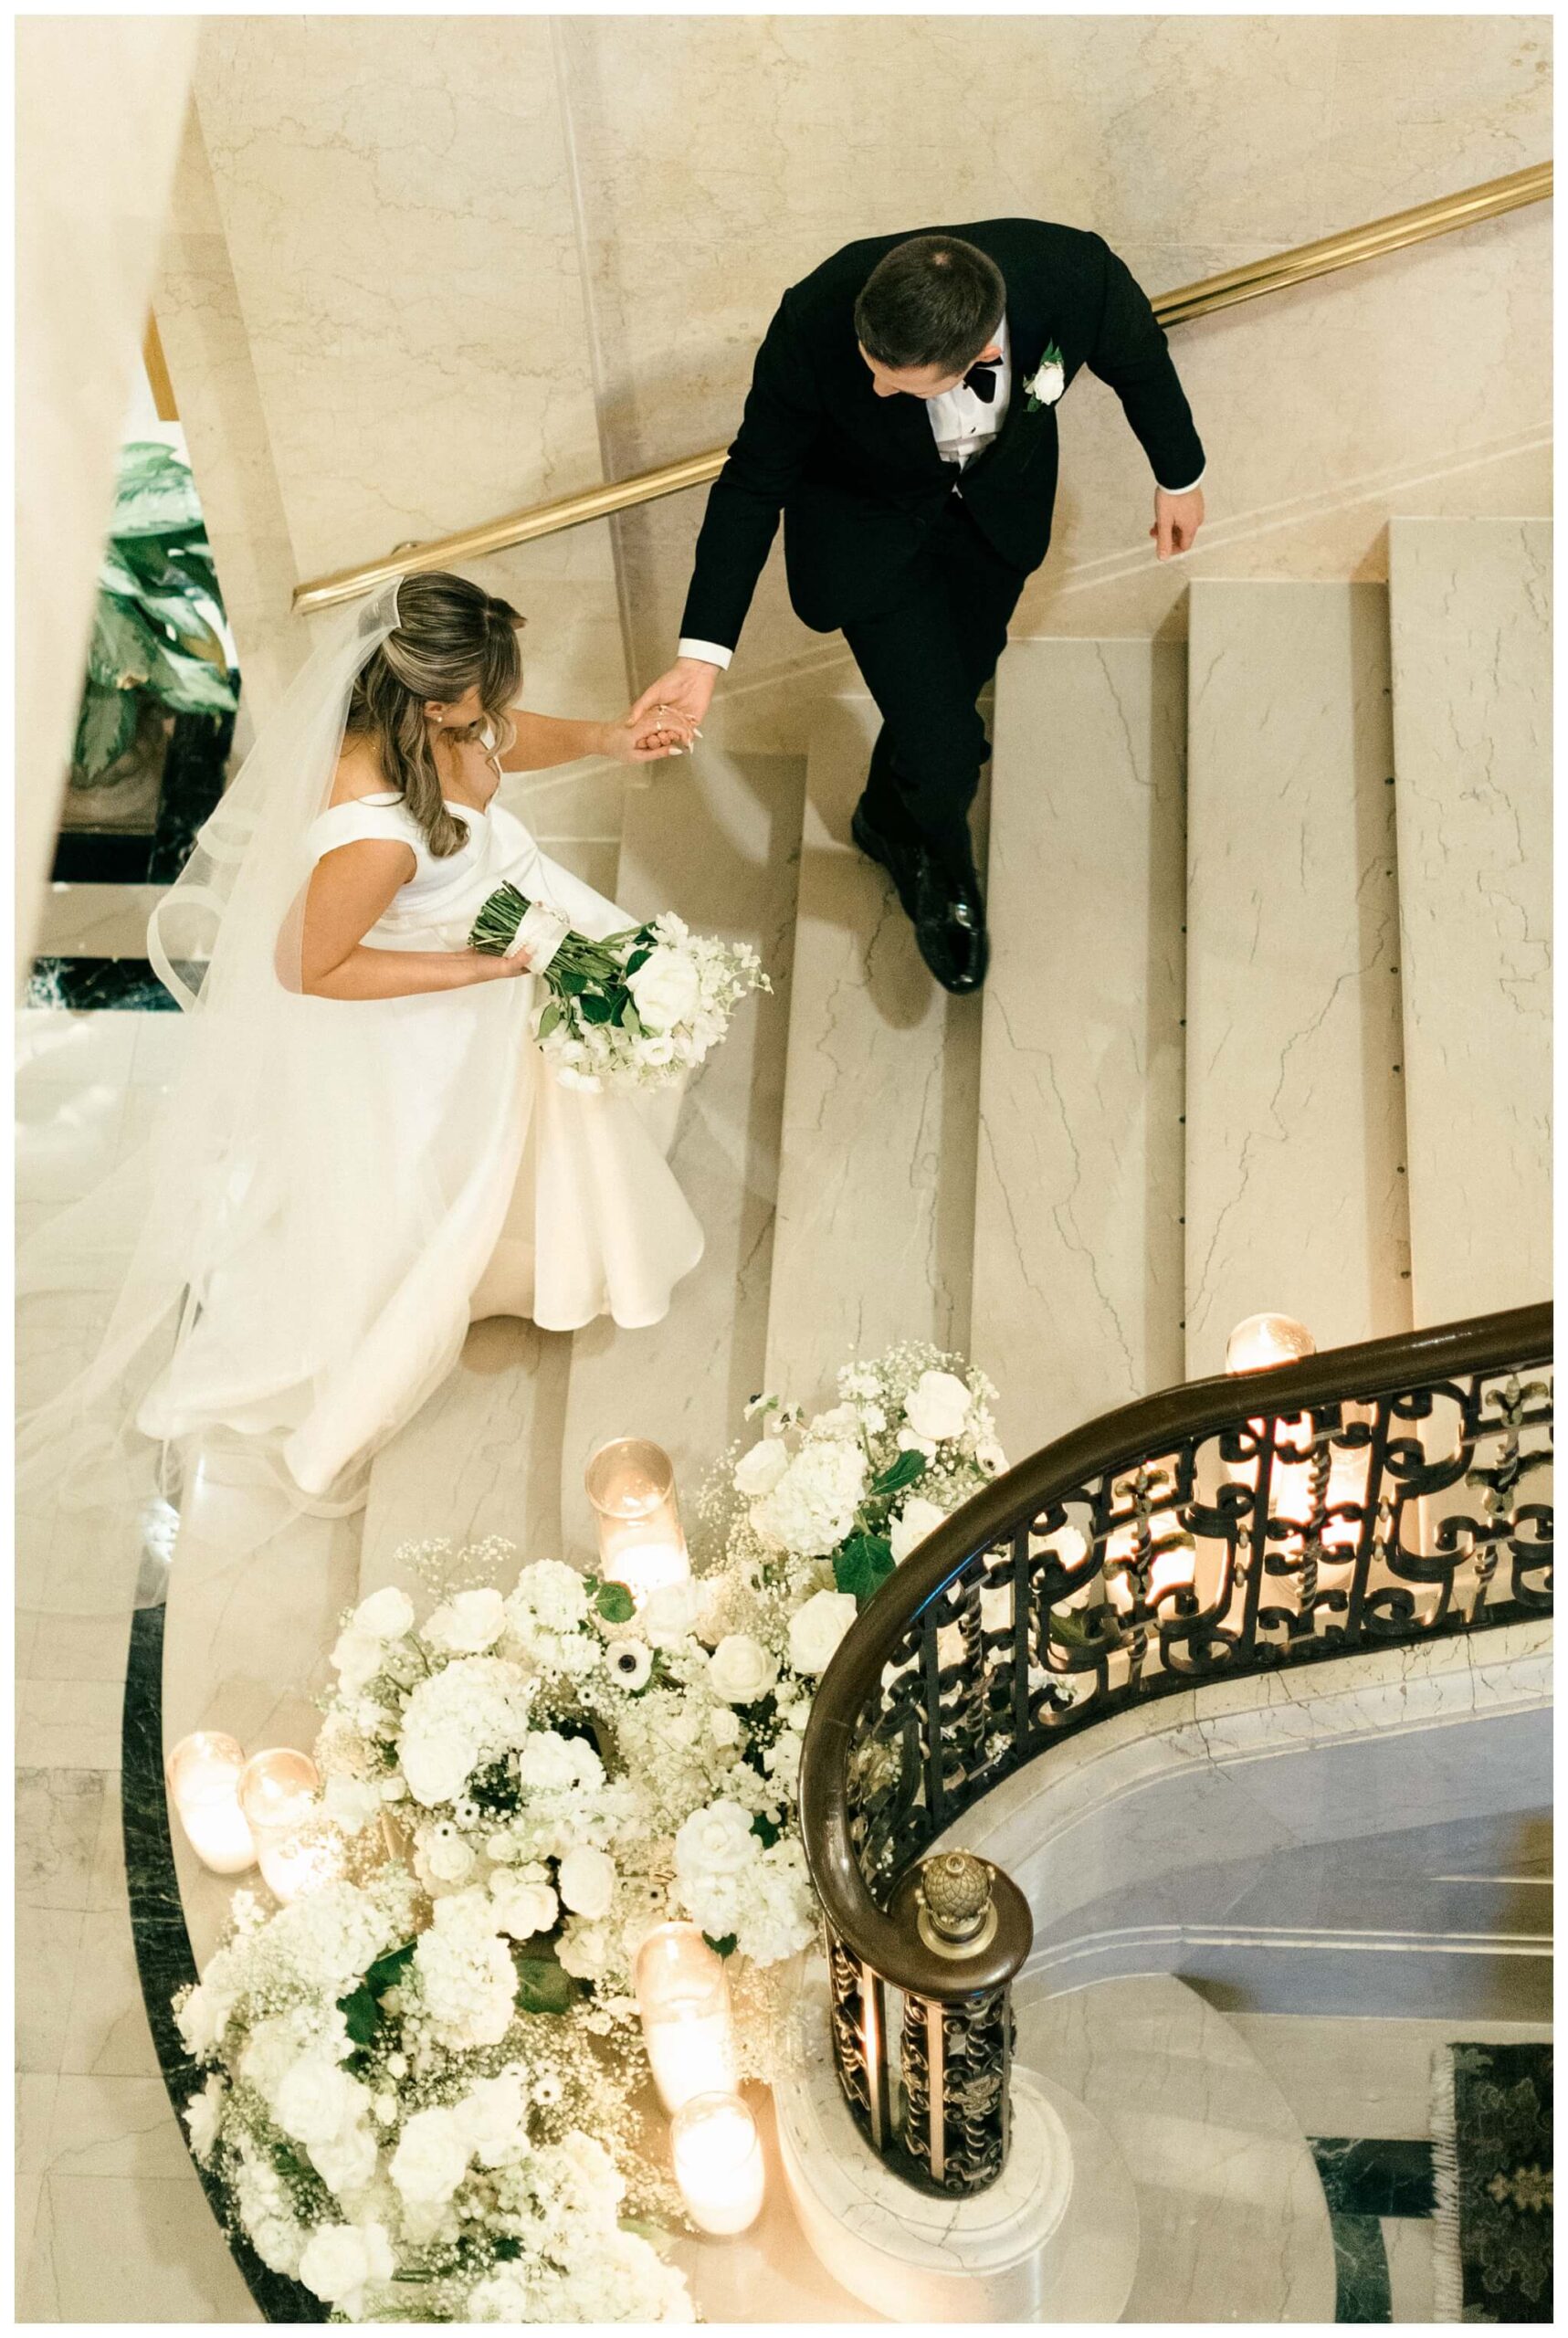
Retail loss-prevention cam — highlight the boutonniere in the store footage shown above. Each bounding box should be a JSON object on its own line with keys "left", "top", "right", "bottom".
{"left": 1024, "top": 342, "right": 1066, "bottom": 412}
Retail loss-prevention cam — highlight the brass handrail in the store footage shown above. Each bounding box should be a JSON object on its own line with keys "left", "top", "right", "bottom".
{"left": 292, "top": 161, "right": 1551, "bottom": 615}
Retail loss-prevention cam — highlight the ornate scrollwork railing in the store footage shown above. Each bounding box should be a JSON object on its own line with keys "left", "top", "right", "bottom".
{"left": 797, "top": 1302, "right": 1553, "bottom": 2196}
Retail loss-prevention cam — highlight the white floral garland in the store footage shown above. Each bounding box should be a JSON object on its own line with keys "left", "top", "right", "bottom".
{"left": 175, "top": 1345, "right": 1003, "bottom": 2322}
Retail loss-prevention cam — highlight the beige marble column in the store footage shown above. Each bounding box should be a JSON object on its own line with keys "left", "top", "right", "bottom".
{"left": 15, "top": 16, "right": 199, "bottom": 988}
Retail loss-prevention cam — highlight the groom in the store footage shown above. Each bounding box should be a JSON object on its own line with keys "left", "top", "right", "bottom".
{"left": 633, "top": 220, "right": 1206, "bottom": 992}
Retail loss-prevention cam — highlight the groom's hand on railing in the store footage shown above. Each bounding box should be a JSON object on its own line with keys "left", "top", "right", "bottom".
{"left": 629, "top": 654, "right": 721, "bottom": 743}
{"left": 1151, "top": 483, "right": 1205, "bottom": 560}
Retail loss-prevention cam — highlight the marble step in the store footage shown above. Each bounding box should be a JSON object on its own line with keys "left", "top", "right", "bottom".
{"left": 558, "top": 751, "right": 806, "bottom": 1561}
{"left": 1184, "top": 580, "right": 1411, "bottom": 1377}
{"left": 1386, "top": 517, "right": 1552, "bottom": 1325}
{"left": 1015, "top": 1971, "right": 1337, "bottom": 2322}
{"left": 763, "top": 695, "right": 984, "bottom": 1412}
{"left": 972, "top": 637, "right": 1187, "bottom": 1459}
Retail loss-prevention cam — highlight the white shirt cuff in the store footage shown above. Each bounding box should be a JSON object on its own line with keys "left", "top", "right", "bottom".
{"left": 677, "top": 637, "right": 732, "bottom": 671}
{"left": 1158, "top": 466, "right": 1205, "bottom": 495}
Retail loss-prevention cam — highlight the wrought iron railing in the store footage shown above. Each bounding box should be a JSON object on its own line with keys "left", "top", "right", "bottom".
{"left": 796, "top": 1302, "right": 1553, "bottom": 2196}
{"left": 289, "top": 163, "right": 1551, "bottom": 613}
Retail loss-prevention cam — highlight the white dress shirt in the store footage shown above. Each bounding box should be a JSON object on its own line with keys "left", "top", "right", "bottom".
{"left": 679, "top": 312, "right": 1204, "bottom": 669}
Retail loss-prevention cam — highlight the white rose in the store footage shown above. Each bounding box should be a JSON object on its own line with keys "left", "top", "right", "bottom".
{"left": 390, "top": 2104, "right": 471, "bottom": 2206}
{"left": 1027, "top": 357, "right": 1066, "bottom": 406}
{"left": 490, "top": 1871, "right": 559, "bottom": 1940}
{"left": 674, "top": 1799, "right": 760, "bottom": 1883}
{"left": 626, "top": 944, "right": 701, "bottom": 1031}
{"left": 557, "top": 1919, "right": 612, "bottom": 1979}
{"left": 400, "top": 1730, "right": 472, "bottom": 1808}
{"left": 353, "top": 1586, "right": 416, "bottom": 1640}
{"left": 903, "top": 1369, "right": 973, "bottom": 1443}
{"left": 323, "top": 1776, "right": 384, "bottom": 1837}
{"left": 553, "top": 1062, "right": 604, "bottom": 1093}
{"left": 707, "top": 1633, "right": 779, "bottom": 1706}
{"left": 558, "top": 1845, "right": 616, "bottom": 1921}
{"left": 889, "top": 1496, "right": 949, "bottom": 1564}
{"left": 423, "top": 1588, "right": 506, "bottom": 1655}
{"left": 460, "top": 2069, "right": 531, "bottom": 2166}
{"left": 331, "top": 1628, "right": 386, "bottom": 1693}
{"left": 605, "top": 1637, "right": 653, "bottom": 1691}
{"left": 787, "top": 1588, "right": 858, "bottom": 1674}
{"left": 300, "top": 2218, "right": 394, "bottom": 2312}
{"left": 310, "top": 2120, "right": 379, "bottom": 2198}
{"left": 183, "top": 2073, "right": 226, "bottom": 2164}
{"left": 732, "top": 1438, "right": 788, "bottom": 1497}
{"left": 423, "top": 1827, "right": 477, "bottom": 1886}
{"left": 709, "top": 1705, "right": 741, "bottom": 1747}
{"left": 641, "top": 1579, "right": 701, "bottom": 1648}
{"left": 275, "top": 2059, "right": 366, "bottom": 2149}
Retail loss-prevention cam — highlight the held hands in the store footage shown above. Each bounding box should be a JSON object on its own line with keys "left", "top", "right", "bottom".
{"left": 628, "top": 655, "right": 721, "bottom": 747}
{"left": 603, "top": 700, "right": 700, "bottom": 764}
{"left": 1151, "top": 484, "right": 1205, "bottom": 561}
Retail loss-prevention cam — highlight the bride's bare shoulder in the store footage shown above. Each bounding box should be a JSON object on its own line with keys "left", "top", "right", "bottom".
{"left": 327, "top": 734, "right": 392, "bottom": 809}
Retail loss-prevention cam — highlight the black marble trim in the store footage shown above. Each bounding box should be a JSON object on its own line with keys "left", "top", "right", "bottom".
{"left": 121, "top": 1604, "right": 321, "bottom": 2322}
{"left": 1311, "top": 2136, "right": 1437, "bottom": 2220}
{"left": 26, "top": 959, "right": 202, "bottom": 1012}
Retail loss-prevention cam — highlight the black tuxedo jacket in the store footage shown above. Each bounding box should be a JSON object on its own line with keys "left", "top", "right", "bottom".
{"left": 679, "top": 217, "right": 1205, "bottom": 648}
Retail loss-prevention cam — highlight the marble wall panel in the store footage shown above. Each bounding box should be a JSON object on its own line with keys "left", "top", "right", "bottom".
{"left": 557, "top": 14, "right": 1549, "bottom": 737}
{"left": 172, "top": 15, "right": 629, "bottom": 751}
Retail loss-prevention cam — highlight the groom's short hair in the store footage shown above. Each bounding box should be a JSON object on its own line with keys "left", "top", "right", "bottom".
{"left": 855, "top": 235, "right": 1006, "bottom": 374}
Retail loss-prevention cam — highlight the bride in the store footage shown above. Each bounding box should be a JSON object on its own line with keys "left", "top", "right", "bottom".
{"left": 20, "top": 571, "right": 707, "bottom": 1515}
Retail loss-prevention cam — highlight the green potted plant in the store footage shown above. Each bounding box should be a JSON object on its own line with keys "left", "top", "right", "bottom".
{"left": 70, "top": 438, "right": 239, "bottom": 790}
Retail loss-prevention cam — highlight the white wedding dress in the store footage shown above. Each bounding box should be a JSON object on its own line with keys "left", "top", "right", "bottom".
{"left": 134, "top": 786, "right": 704, "bottom": 1500}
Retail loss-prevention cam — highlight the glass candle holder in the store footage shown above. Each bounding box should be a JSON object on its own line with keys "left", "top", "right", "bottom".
{"left": 1225, "top": 1312, "right": 1316, "bottom": 1374}
{"left": 165, "top": 1732, "right": 256, "bottom": 1874}
{"left": 635, "top": 1922, "right": 738, "bottom": 2114}
{"left": 257, "top": 1810, "right": 349, "bottom": 1906}
{"left": 239, "top": 1749, "right": 331, "bottom": 1904}
{"left": 584, "top": 1438, "right": 690, "bottom": 1607}
{"left": 671, "top": 2091, "right": 765, "bottom": 2236}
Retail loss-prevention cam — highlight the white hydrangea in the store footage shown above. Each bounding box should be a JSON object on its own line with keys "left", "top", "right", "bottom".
{"left": 182, "top": 2072, "right": 226, "bottom": 2164}
{"left": 389, "top": 2102, "right": 472, "bottom": 2208}
{"left": 749, "top": 1438, "right": 868, "bottom": 1557}
{"left": 412, "top": 1890, "right": 519, "bottom": 2051}
{"left": 397, "top": 1655, "right": 534, "bottom": 1807}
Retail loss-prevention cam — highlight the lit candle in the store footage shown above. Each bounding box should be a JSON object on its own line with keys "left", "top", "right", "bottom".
{"left": 670, "top": 2091, "right": 765, "bottom": 2236}
{"left": 240, "top": 1750, "right": 341, "bottom": 1905}
{"left": 584, "top": 1438, "right": 691, "bottom": 1609}
{"left": 165, "top": 1732, "right": 256, "bottom": 1874}
{"left": 1226, "top": 1313, "right": 1320, "bottom": 1537}
{"left": 636, "top": 1922, "right": 738, "bottom": 2114}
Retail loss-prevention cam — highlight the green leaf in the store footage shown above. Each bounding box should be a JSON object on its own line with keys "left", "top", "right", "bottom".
{"left": 834, "top": 1531, "right": 895, "bottom": 1608}
{"left": 515, "top": 1957, "right": 581, "bottom": 2015}
{"left": 492, "top": 2238, "right": 524, "bottom": 2263}
{"left": 702, "top": 1933, "right": 737, "bottom": 1960}
{"left": 751, "top": 1811, "right": 781, "bottom": 1849}
{"left": 72, "top": 680, "right": 138, "bottom": 779}
{"left": 141, "top": 635, "right": 239, "bottom": 716}
{"left": 536, "top": 1000, "right": 563, "bottom": 1038}
{"left": 111, "top": 442, "right": 204, "bottom": 536}
{"left": 578, "top": 991, "right": 615, "bottom": 1025}
{"left": 553, "top": 966, "right": 587, "bottom": 995}
{"left": 87, "top": 595, "right": 159, "bottom": 690}
{"left": 625, "top": 945, "right": 652, "bottom": 976}
{"left": 364, "top": 1939, "right": 416, "bottom": 1996}
{"left": 621, "top": 1002, "right": 644, "bottom": 1039}
{"left": 338, "top": 1983, "right": 381, "bottom": 2048}
{"left": 595, "top": 1581, "right": 635, "bottom": 1625}
{"left": 870, "top": 1448, "right": 928, "bottom": 1501}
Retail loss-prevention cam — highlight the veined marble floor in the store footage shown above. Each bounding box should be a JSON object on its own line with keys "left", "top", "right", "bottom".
{"left": 16, "top": 1006, "right": 259, "bottom": 2321}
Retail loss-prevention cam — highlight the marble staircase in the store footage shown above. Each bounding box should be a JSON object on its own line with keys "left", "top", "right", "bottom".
{"left": 765, "top": 520, "right": 1551, "bottom": 1448}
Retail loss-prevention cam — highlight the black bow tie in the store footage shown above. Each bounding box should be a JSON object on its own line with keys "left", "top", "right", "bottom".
{"left": 963, "top": 360, "right": 999, "bottom": 403}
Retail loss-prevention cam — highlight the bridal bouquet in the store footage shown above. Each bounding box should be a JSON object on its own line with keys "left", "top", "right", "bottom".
{"left": 468, "top": 886, "right": 769, "bottom": 1095}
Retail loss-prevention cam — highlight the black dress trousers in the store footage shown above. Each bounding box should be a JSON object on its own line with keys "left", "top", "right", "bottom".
{"left": 841, "top": 490, "right": 1030, "bottom": 876}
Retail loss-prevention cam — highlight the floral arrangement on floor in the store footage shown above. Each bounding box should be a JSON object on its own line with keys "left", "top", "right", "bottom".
{"left": 174, "top": 1344, "right": 1003, "bottom": 2322}
{"left": 469, "top": 887, "right": 770, "bottom": 1095}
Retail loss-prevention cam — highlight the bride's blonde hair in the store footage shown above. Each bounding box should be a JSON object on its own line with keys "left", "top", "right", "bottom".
{"left": 345, "top": 572, "right": 525, "bottom": 858}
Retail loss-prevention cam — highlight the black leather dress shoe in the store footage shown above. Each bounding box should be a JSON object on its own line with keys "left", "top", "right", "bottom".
{"left": 913, "top": 854, "right": 989, "bottom": 994}
{"left": 850, "top": 798, "right": 921, "bottom": 922}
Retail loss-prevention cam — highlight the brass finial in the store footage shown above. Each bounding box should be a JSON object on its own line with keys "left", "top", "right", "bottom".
{"left": 916, "top": 1850, "right": 998, "bottom": 1958}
